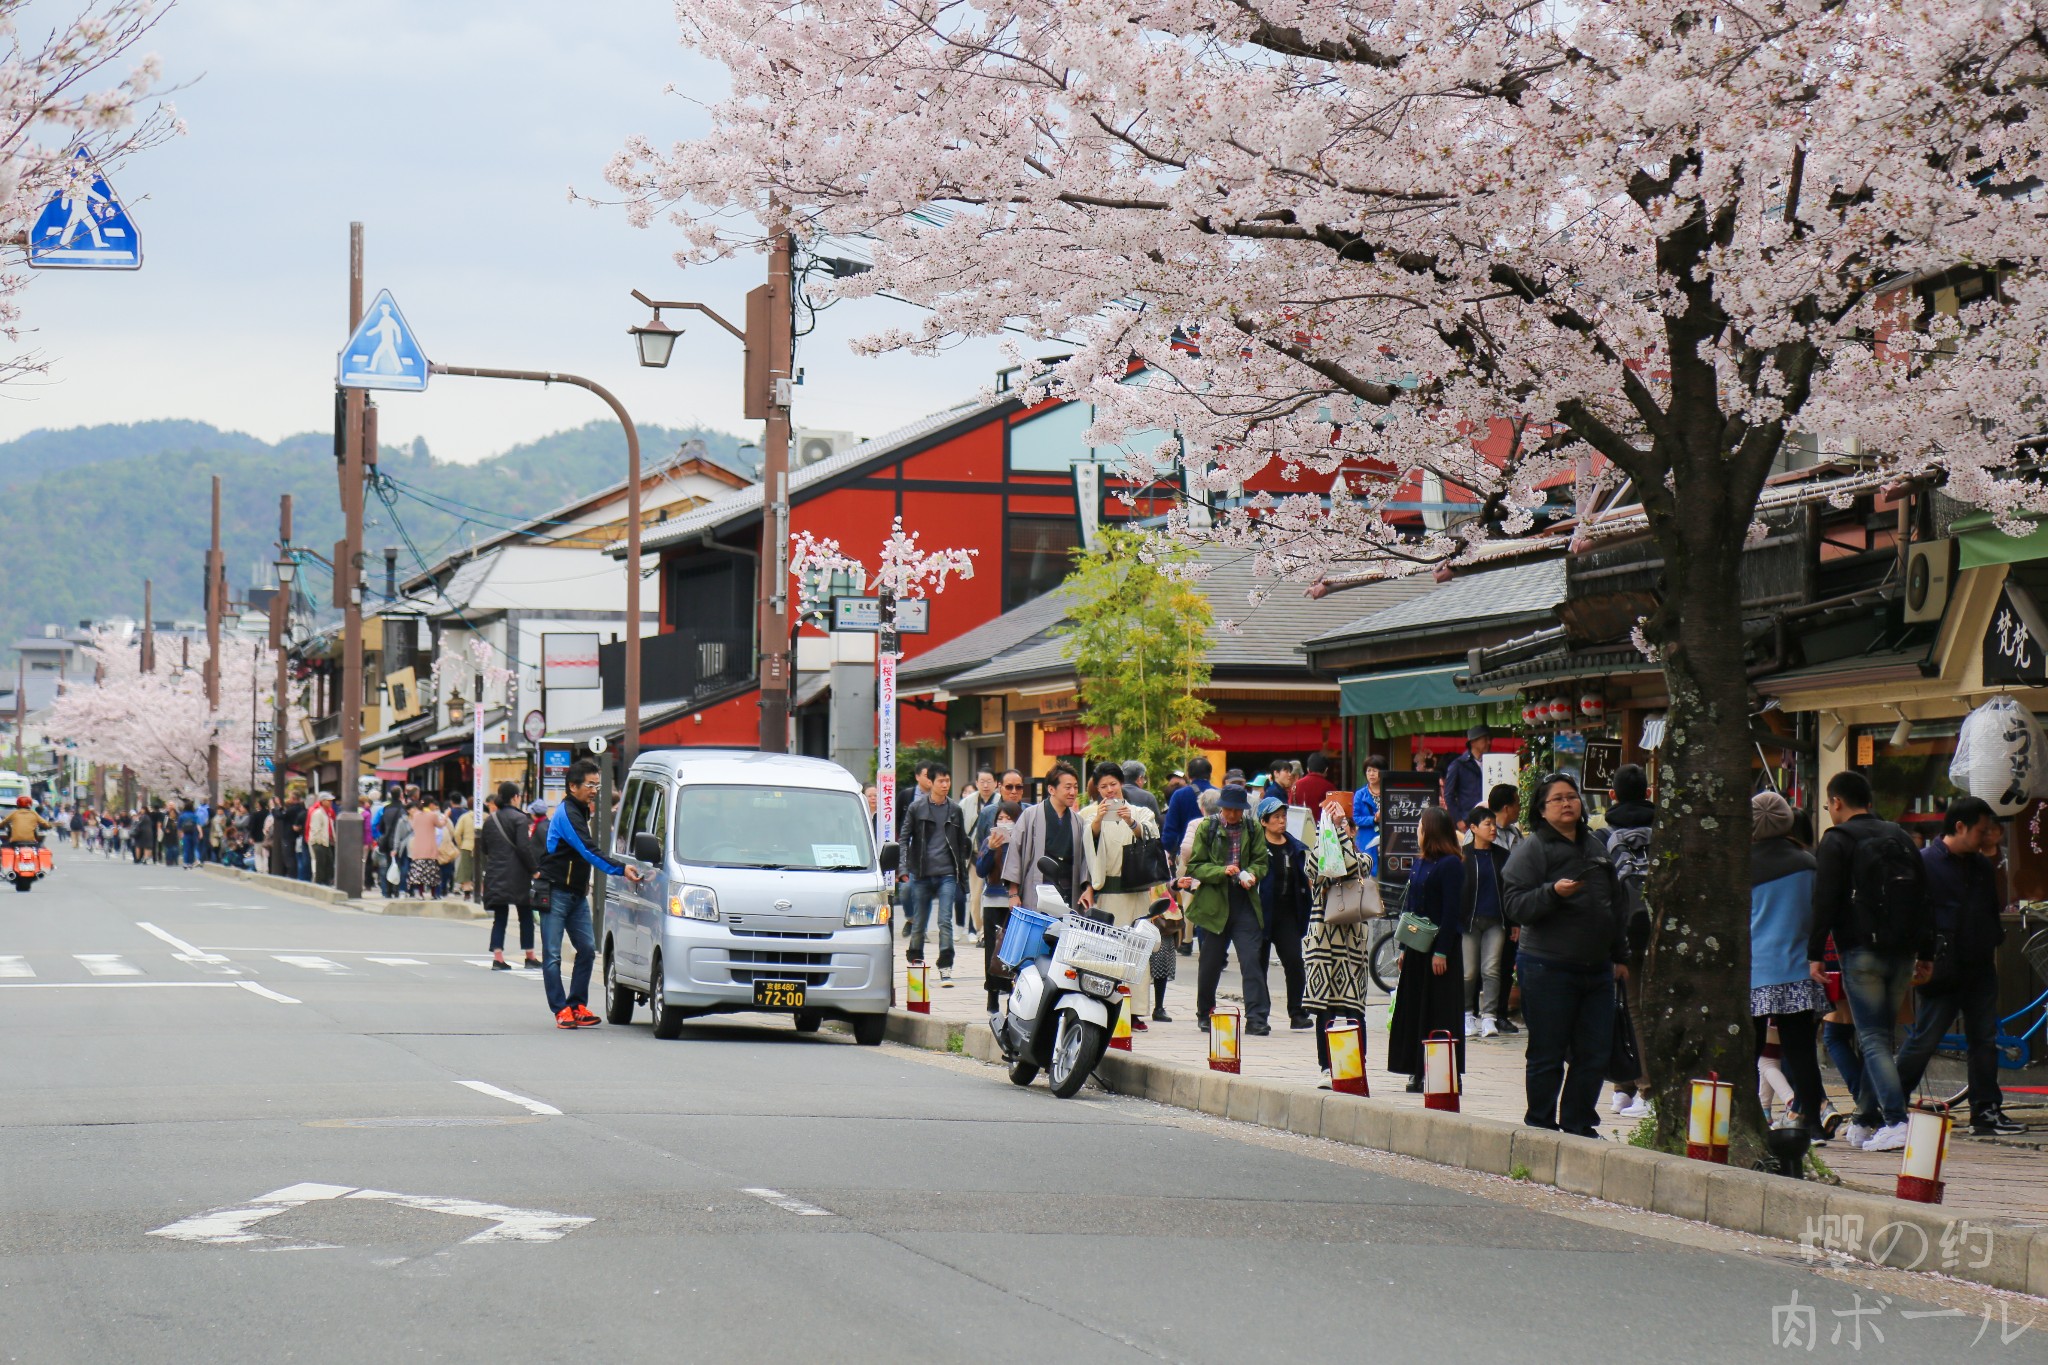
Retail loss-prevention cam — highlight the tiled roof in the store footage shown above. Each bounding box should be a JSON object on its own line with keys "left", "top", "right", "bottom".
{"left": 1302, "top": 558, "right": 1566, "bottom": 649}
{"left": 617, "top": 395, "right": 1014, "bottom": 557}
{"left": 896, "top": 585, "right": 1077, "bottom": 687}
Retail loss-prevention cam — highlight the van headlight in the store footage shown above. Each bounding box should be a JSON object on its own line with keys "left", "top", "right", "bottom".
{"left": 844, "top": 892, "right": 891, "bottom": 927}
{"left": 667, "top": 885, "right": 719, "bottom": 921}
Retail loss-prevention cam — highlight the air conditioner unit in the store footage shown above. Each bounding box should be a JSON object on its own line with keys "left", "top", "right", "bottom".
{"left": 1903, "top": 538, "right": 1957, "bottom": 624}
{"left": 794, "top": 429, "right": 857, "bottom": 468}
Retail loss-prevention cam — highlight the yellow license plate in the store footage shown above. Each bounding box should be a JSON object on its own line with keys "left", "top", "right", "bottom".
{"left": 753, "top": 980, "right": 806, "bottom": 1009}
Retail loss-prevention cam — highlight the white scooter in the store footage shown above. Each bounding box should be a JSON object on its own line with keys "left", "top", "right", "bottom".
{"left": 993, "top": 857, "right": 1160, "bottom": 1098}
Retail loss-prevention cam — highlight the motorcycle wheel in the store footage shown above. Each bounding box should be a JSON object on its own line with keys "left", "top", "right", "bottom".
{"left": 13, "top": 876, "right": 30, "bottom": 892}
{"left": 1008, "top": 1056, "right": 1039, "bottom": 1087}
{"left": 1047, "top": 1011, "right": 1105, "bottom": 1098}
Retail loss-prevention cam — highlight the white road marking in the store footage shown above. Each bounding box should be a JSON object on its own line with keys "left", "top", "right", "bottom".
{"left": 175, "top": 955, "right": 241, "bottom": 975}
{"left": 238, "top": 981, "right": 301, "bottom": 1004}
{"left": 366, "top": 957, "right": 426, "bottom": 966}
{"left": 148, "top": 1183, "right": 592, "bottom": 1248}
{"left": 739, "top": 1188, "right": 834, "bottom": 1217}
{"left": 273, "top": 955, "right": 346, "bottom": 972}
{"left": 135, "top": 922, "right": 227, "bottom": 962}
{"left": 75, "top": 954, "right": 141, "bottom": 976}
{"left": 203, "top": 948, "right": 486, "bottom": 958}
{"left": 455, "top": 1080, "right": 562, "bottom": 1116}
{"left": 0, "top": 956, "right": 31, "bottom": 978}
{"left": 0, "top": 981, "right": 242, "bottom": 991}
{"left": 465, "top": 959, "right": 495, "bottom": 969}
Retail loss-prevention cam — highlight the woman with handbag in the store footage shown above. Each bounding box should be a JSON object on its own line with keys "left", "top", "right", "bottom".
{"left": 1303, "top": 794, "right": 1372, "bottom": 1078}
{"left": 405, "top": 798, "right": 448, "bottom": 899}
{"left": 1256, "top": 795, "right": 1313, "bottom": 1030}
{"left": 1387, "top": 806, "right": 1467, "bottom": 1091}
{"left": 1082, "top": 762, "right": 1163, "bottom": 1024}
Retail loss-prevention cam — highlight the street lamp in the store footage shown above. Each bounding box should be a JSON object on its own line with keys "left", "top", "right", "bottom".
{"left": 629, "top": 310, "right": 679, "bottom": 369}
{"left": 275, "top": 554, "right": 297, "bottom": 588}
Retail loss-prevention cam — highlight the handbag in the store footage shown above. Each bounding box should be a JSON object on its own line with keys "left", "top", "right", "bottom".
{"left": 1321, "top": 874, "right": 1384, "bottom": 928}
{"left": 1120, "top": 834, "right": 1171, "bottom": 887}
{"left": 1394, "top": 909, "right": 1439, "bottom": 955}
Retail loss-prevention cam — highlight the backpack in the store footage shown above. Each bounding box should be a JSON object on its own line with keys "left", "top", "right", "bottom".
{"left": 1606, "top": 825, "right": 1653, "bottom": 955}
{"left": 1846, "top": 823, "right": 1927, "bottom": 954}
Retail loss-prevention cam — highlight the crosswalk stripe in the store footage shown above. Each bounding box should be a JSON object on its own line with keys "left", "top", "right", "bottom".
{"left": 0, "top": 956, "right": 32, "bottom": 978}
{"left": 273, "top": 955, "right": 346, "bottom": 972}
{"left": 366, "top": 957, "right": 425, "bottom": 966}
{"left": 76, "top": 954, "right": 141, "bottom": 976}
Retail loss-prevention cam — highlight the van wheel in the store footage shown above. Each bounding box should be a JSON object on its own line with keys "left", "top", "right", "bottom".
{"left": 603, "top": 945, "right": 635, "bottom": 1026}
{"left": 851, "top": 1014, "right": 886, "bottom": 1046}
{"left": 649, "top": 954, "right": 684, "bottom": 1040}
{"left": 792, "top": 1009, "right": 822, "bottom": 1034}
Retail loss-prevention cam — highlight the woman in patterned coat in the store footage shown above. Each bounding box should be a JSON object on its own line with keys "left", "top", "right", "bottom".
{"left": 1303, "top": 791, "right": 1371, "bottom": 1079}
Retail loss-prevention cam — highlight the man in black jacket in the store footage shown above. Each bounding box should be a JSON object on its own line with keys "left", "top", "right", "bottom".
{"left": 1806, "top": 770, "right": 1934, "bottom": 1152}
{"left": 898, "top": 761, "right": 968, "bottom": 980}
{"left": 480, "top": 782, "right": 541, "bottom": 971}
{"left": 539, "top": 760, "right": 644, "bottom": 1028}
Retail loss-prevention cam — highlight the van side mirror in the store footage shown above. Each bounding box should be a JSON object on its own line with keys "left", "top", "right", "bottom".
{"left": 878, "top": 841, "right": 900, "bottom": 873}
{"left": 631, "top": 832, "right": 662, "bottom": 864}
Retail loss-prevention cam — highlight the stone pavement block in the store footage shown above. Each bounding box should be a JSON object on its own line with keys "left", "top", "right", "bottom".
{"left": 1823, "top": 1189, "right": 1896, "bottom": 1265}
{"left": 1169, "top": 1068, "right": 1202, "bottom": 1111}
{"left": 1554, "top": 1136, "right": 1605, "bottom": 1197}
{"left": 1389, "top": 1107, "right": 1434, "bottom": 1160}
{"left": 2030, "top": 1230, "right": 2048, "bottom": 1299}
{"left": 1224, "top": 1078, "right": 1265, "bottom": 1124}
{"left": 1255, "top": 1083, "right": 1292, "bottom": 1131}
{"left": 1197, "top": 1071, "right": 1231, "bottom": 1117}
{"left": 1461, "top": 1116, "right": 1519, "bottom": 1177}
{"left": 1510, "top": 1129, "right": 1560, "bottom": 1186}
{"left": 1283, "top": 1089, "right": 1326, "bottom": 1140}
{"left": 1865, "top": 1201, "right": 2031, "bottom": 1292}
{"left": 1703, "top": 1167, "right": 1774, "bottom": 1235}
{"left": 1651, "top": 1156, "right": 1710, "bottom": 1221}
{"left": 1600, "top": 1146, "right": 1660, "bottom": 1210}
{"left": 1319, "top": 1096, "right": 1364, "bottom": 1147}
{"left": 1353, "top": 1098, "right": 1396, "bottom": 1151}
{"left": 1761, "top": 1178, "right": 1831, "bottom": 1246}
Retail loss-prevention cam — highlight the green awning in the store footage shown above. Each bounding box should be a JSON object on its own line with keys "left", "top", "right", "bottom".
{"left": 1955, "top": 511, "right": 2048, "bottom": 570}
{"left": 1339, "top": 664, "right": 1514, "bottom": 717}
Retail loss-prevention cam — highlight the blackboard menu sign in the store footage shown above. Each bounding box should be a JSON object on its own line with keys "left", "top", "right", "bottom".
{"left": 1377, "top": 772, "right": 1440, "bottom": 882}
{"left": 1985, "top": 580, "right": 2048, "bottom": 687}
{"left": 1583, "top": 740, "right": 1623, "bottom": 793}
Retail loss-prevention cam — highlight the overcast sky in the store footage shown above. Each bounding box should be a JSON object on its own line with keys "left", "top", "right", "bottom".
{"left": 0, "top": 0, "right": 1011, "bottom": 462}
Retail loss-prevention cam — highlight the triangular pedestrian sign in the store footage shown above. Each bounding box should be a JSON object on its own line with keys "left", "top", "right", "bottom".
{"left": 27, "top": 150, "right": 141, "bottom": 270}
{"left": 338, "top": 289, "right": 430, "bottom": 392}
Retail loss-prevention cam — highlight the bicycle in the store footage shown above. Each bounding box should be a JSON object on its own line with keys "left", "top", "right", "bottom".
{"left": 1929, "top": 905, "right": 2048, "bottom": 1109}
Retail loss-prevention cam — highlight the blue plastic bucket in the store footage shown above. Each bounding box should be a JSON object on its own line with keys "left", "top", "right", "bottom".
{"left": 996, "top": 906, "right": 1058, "bottom": 968}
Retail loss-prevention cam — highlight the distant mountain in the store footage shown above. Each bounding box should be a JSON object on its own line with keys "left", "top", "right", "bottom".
{"left": 0, "top": 419, "right": 751, "bottom": 657}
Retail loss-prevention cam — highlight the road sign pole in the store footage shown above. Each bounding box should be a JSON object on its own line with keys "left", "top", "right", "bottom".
{"left": 333, "top": 223, "right": 368, "bottom": 899}
{"left": 205, "top": 475, "right": 222, "bottom": 810}
{"left": 271, "top": 493, "right": 291, "bottom": 872}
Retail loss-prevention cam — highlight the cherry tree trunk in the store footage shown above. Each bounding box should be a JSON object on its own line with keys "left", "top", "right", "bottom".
{"left": 1639, "top": 481, "right": 1769, "bottom": 1161}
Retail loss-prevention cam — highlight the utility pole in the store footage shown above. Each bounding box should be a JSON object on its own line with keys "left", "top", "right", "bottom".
{"left": 334, "top": 223, "right": 369, "bottom": 898}
{"left": 753, "top": 229, "right": 795, "bottom": 753}
{"left": 271, "top": 493, "right": 292, "bottom": 874}
{"left": 13, "top": 658, "right": 23, "bottom": 775}
{"left": 141, "top": 579, "right": 154, "bottom": 673}
{"left": 205, "top": 475, "right": 223, "bottom": 808}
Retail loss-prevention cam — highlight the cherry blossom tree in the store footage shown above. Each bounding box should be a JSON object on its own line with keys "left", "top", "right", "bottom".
{"left": 44, "top": 629, "right": 292, "bottom": 799}
{"left": 0, "top": 1, "right": 178, "bottom": 380}
{"left": 614, "top": 0, "right": 2048, "bottom": 1156}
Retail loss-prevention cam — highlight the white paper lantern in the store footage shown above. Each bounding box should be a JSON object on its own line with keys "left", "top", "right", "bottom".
{"left": 1950, "top": 695, "right": 2048, "bottom": 816}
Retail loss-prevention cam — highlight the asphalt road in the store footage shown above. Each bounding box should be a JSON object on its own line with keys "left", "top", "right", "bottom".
{"left": 2, "top": 856, "right": 2039, "bottom": 1363}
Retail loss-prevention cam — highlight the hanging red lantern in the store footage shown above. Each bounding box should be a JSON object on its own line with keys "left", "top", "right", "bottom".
{"left": 1579, "top": 692, "right": 1606, "bottom": 721}
{"left": 1547, "top": 696, "right": 1573, "bottom": 725}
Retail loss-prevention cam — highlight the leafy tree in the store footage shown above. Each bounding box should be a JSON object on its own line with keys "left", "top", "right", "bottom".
{"left": 1061, "top": 528, "right": 1215, "bottom": 783}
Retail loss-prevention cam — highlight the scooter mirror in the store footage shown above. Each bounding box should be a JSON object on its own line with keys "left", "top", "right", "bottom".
{"left": 1036, "top": 855, "right": 1062, "bottom": 879}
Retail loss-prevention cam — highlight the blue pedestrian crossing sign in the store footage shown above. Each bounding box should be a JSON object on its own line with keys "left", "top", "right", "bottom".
{"left": 338, "top": 289, "right": 430, "bottom": 392}
{"left": 26, "top": 151, "right": 141, "bottom": 270}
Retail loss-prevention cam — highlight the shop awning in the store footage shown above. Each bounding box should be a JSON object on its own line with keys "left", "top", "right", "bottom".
{"left": 1956, "top": 512, "right": 2048, "bottom": 570}
{"left": 1339, "top": 664, "right": 1512, "bottom": 717}
{"left": 373, "top": 747, "right": 461, "bottom": 779}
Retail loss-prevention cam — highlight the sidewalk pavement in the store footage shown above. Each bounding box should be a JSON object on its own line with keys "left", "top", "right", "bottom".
{"left": 914, "top": 924, "right": 2048, "bottom": 1222}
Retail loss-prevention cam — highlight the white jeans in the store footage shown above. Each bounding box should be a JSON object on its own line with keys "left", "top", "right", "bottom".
{"left": 1463, "top": 921, "right": 1508, "bottom": 1018}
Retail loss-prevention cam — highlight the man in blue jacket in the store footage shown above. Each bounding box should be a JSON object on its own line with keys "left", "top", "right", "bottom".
{"left": 1351, "top": 754, "right": 1385, "bottom": 876}
{"left": 1161, "top": 756, "right": 1215, "bottom": 864}
{"left": 538, "top": 758, "right": 644, "bottom": 1029}
{"left": 1443, "top": 726, "right": 1490, "bottom": 828}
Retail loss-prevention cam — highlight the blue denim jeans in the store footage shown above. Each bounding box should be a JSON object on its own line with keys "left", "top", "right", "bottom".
{"left": 1894, "top": 959, "right": 2004, "bottom": 1116}
{"left": 542, "top": 887, "right": 595, "bottom": 1015}
{"left": 905, "top": 876, "right": 957, "bottom": 968}
{"left": 1517, "top": 954, "right": 1615, "bottom": 1137}
{"left": 1839, "top": 945, "right": 1915, "bottom": 1127}
{"left": 1823, "top": 1019, "right": 1864, "bottom": 1107}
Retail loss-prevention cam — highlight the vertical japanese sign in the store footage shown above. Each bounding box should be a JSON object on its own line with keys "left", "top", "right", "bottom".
{"left": 875, "top": 650, "right": 896, "bottom": 852}
{"left": 1984, "top": 580, "right": 2048, "bottom": 687}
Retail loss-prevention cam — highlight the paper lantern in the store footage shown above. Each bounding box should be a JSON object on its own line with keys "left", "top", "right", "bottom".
{"left": 1950, "top": 695, "right": 2048, "bottom": 816}
{"left": 1109, "top": 987, "right": 1132, "bottom": 1051}
{"left": 905, "top": 962, "right": 930, "bottom": 1015}
{"left": 1327, "top": 1019, "right": 1367, "bottom": 1096}
{"left": 1521, "top": 700, "right": 1541, "bottom": 727}
{"left": 1547, "top": 697, "right": 1573, "bottom": 725}
{"left": 1208, "top": 1004, "right": 1242, "bottom": 1073}
{"left": 1422, "top": 1030, "right": 1460, "bottom": 1111}
{"left": 1579, "top": 692, "right": 1606, "bottom": 720}
{"left": 1897, "top": 1108, "right": 1951, "bottom": 1204}
{"left": 1687, "top": 1076, "right": 1733, "bottom": 1162}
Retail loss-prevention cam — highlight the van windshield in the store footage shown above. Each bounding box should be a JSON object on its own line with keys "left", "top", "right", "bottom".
{"left": 670, "top": 786, "right": 873, "bottom": 870}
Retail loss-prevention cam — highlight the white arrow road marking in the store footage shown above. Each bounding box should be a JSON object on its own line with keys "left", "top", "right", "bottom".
{"left": 273, "top": 955, "right": 346, "bottom": 972}
{"left": 366, "top": 957, "right": 425, "bottom": 966}
{"left": 75, "top": 954, "right": 141, "bottom": 976}
{"left": 238, "top": 981, "right": 300, "bottom": 1004}
{"left": 0, "top": 956, "right": 31, "bottom": 977}
{"left": 455, "top": 1081, "right": 561, "bottom": 1116}
{"left": 148, "top": 1183, "right": 592, "bottom": 1248}
{"left": 136, "top": 922, "right": 228, "bottom": 963}
{"left": 740, "top": 1188, "right": 834, "bottom": 1217}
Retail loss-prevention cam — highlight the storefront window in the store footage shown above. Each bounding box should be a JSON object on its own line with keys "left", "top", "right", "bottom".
{"left": 1850, "top": 719, "right": 1962, "bottom": 834}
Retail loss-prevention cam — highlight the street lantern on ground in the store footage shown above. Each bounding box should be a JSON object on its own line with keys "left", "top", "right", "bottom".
{"left": 629, "top": 310, "right": 679, "bottom": 369}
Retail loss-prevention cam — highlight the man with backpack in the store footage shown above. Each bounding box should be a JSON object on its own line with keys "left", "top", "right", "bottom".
{"left": 1601, "top": 765, "right": 1655, "bottom": 1119}
{"left": 1808, "top": 770, "right": 1936, "bottom": 1153}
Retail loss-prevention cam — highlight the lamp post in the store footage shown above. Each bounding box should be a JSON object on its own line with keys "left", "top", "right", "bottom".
{"left": 628, "top": 234, "right": 797, "bottom": 755}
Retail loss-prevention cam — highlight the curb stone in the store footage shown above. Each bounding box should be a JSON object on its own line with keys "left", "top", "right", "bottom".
{"left": 880, "top": 1008, "right": 2044, "bottom": 1296}
{"left": 198, "top": 864, "right": 490, "bottom": 919}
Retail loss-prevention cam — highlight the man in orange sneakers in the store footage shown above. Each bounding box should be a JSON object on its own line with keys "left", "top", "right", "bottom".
{"left": 537, "top": 759, "right": 643, "bottom": 1029}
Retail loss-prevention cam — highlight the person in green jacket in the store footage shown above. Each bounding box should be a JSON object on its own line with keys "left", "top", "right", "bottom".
{"left": 1181, "top": 785, "right": 1273, "bottom": 1035}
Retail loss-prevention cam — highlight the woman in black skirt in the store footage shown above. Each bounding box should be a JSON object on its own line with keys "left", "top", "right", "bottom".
{"left": 1387, "top": 806, "right": 1468, "bottom": 1090}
